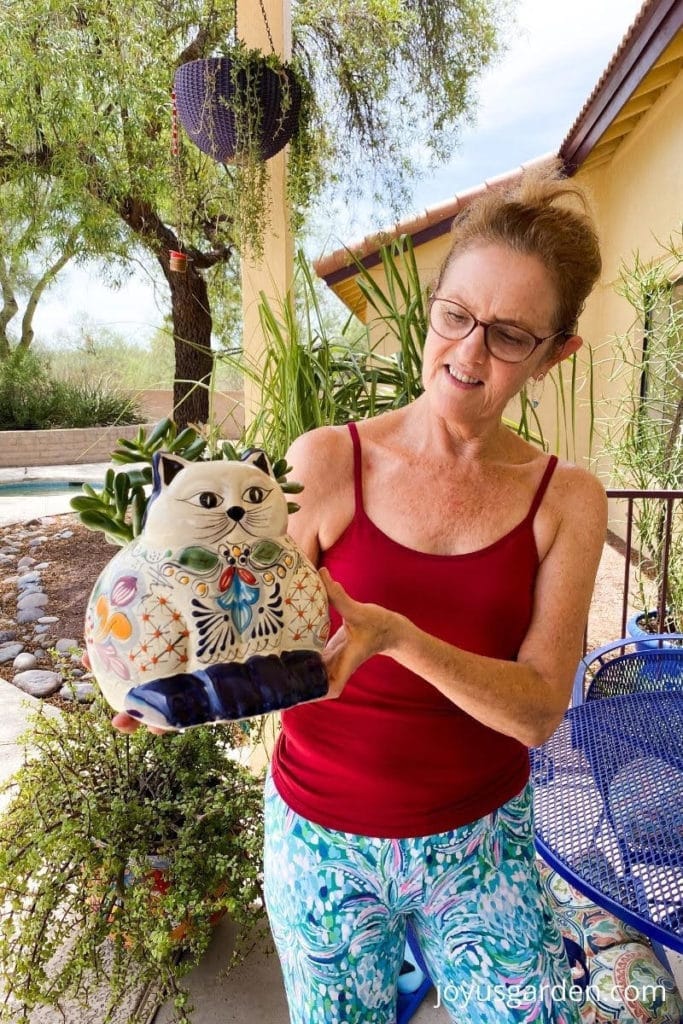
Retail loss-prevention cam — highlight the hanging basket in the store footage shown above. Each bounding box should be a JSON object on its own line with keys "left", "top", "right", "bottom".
{"left": 174, "top": 55, "right": 302, "bottom": 164}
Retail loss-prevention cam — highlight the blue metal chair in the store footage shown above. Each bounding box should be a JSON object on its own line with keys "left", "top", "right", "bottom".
{"left": 396, "top": 922, "right": 432, "bottom": 1024}
{"left": 571, "top": 634, "right": 683, "bottom": 707}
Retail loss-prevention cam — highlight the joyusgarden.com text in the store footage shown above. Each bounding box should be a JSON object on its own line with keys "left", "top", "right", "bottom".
{"left": 433, "top": 979, "right": 666, "bottom": 1010}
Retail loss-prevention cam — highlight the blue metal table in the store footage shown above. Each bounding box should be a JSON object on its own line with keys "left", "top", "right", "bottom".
{"left": 531, "top": 691, "right": 683, "bottom": 954}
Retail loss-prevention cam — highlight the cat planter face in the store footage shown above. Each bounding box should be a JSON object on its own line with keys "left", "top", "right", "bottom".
{"left": 85, "top": 450, "right": 329, "bottom": 730}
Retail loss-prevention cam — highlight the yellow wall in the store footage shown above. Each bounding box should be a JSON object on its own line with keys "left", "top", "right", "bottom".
{"left": 572, "top": 68, "right": 683, "bottom": 481}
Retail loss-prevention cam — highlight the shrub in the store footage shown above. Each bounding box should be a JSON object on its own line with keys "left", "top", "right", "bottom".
{"left": 51, "top": 375, "right": 145, "bottom": 428}
{"left": 0, "top": 700, "right": 265, "bottom": 1023}
{"left": 0, "top": 349, "right": 57, "bottom": 429}
{"left": 0, "top": 349, "right": 143, "bottom": 429}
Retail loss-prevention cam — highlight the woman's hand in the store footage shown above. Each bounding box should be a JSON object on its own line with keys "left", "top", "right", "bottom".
{"left": 319, "top": 568, "right": 401, "bottom": 698}
{"left": 81, "top": 653, "right": 168, "bottom": 735}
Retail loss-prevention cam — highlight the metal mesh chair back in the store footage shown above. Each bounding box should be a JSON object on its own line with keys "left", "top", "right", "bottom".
{"left": 587, "top": 648, "right": 683, "bottom": 701}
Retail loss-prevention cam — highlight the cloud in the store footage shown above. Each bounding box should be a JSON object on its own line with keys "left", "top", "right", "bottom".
{"left": 409, "top": 0, "right": 644, "bottom": 210}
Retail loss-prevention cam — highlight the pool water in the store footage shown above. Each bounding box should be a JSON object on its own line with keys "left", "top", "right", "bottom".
{"left": 0, "top": 480, "right": 87, "bottom": 498}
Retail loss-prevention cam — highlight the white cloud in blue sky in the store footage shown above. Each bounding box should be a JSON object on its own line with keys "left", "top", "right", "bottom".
{"left": 33, "top": 0, "right": 644, "bottom": 345}
{"left": 412, "top": 0, "right": 643, "bottom": 210}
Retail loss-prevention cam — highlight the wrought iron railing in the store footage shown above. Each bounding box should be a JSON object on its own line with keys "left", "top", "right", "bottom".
{"left": 602, "top": 488, "right": 683, "bottom": 639}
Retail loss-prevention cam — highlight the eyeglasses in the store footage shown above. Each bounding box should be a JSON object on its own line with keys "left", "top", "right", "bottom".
{"left": 428, "top": 296, "right": 567, "bottom": 364}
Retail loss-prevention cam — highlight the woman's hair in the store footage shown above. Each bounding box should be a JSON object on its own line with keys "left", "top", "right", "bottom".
{"left": 434, "top": 159, "right": 602, "bottom": 333}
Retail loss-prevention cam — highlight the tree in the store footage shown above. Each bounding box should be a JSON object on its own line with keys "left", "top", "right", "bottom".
{"left": 0, "top": 0, "right": 508, "bottom": 426}
{"left": 0, "top": 177, "right": 140, "bottom": 359}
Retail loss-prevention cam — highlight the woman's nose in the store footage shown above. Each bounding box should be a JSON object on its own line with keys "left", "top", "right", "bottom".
{"left": 457, "top": 322, "right": 488, "bottom": 362}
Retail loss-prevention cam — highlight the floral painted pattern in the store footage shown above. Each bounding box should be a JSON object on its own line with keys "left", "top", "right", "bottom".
{"left": 537, "top": 862, "right": 683, "bottom": 1024}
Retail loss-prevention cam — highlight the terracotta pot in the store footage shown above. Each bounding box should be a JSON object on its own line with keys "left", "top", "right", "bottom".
{"left": 174, "top": 55, "right": 302, "bottom": 163}
{"left": 90, "top": 856, "right": 228, "bottom": 946}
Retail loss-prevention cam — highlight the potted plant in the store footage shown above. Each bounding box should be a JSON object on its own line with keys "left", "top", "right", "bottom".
{"left": 174, "top": 40, "right": 320, "bottom": 259}
{"left": 68, "top": 417, "right": 302, "bottom": 545}
{"left": 601, "top": 233, "right": 683, "bottom": 637}
{"left": 0, "top": 698, "right": 264, "bottom": 1024}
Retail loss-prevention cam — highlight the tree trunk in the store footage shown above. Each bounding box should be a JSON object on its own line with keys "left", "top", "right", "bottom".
{"left": 167, "top": 263, "right": 213, "bottom": 428}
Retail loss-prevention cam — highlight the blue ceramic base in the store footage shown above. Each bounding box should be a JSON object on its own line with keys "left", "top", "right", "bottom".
{"left": 123, "top": 650, "right": 328, "bottom": 729}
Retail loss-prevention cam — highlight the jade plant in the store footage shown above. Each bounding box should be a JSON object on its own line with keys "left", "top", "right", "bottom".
{"left": 0, "top": 700, "right": 264, "bottom": 1024}
{"left": 70, "top": 417, "right": 302, "bottom": 546}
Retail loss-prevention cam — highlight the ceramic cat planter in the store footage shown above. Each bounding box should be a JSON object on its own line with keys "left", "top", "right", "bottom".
{"left": 85, "top": 450, "right": 329, "bottom": 730}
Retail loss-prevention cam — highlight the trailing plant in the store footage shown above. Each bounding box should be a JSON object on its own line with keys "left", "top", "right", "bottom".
{"left": 0, "top": 700, "right": 264, "bottom": 1024}
{"left": 70, "top": 417, "right": 302, "bottom": 545}
{"left": 600, "top": 233, "right": 683, "bottom": 629}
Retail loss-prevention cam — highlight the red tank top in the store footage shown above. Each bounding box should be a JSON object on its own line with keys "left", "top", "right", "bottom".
{"left": 271, "top": 423, "right": 558, "bottom": 838}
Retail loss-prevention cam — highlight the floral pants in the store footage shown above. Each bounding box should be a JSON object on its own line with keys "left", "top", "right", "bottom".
{"left": 263, "top": 772, "right": 580, "bottom": 1024}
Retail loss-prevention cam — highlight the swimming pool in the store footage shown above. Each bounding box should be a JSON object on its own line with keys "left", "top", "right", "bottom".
{"left": 0, "top": 480, "right": 88, "bottom": 498}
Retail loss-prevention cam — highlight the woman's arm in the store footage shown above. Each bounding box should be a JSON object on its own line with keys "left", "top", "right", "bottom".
{"left": 283, "top": 426, "right": 355, "bottom": 563}
{"left": 321, "top": 466, "right": 608, "bottom": 746}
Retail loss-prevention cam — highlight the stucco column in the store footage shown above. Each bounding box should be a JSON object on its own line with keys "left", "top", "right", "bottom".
{"left": 239, "top": 0, "right": 294, "bottom": 432}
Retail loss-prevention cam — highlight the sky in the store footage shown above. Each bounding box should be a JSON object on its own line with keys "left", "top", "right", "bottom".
{"left": 32, "top": 0, "right": 645, "bottom": 348}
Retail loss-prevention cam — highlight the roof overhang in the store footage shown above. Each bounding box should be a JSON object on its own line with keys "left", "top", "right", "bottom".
{"left": 560, "top": 0, "right": 683, "bottom": 170}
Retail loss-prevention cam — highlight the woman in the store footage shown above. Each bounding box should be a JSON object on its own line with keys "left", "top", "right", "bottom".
{"left": 264, "top": 166, "right": 607, "bottom": 1024}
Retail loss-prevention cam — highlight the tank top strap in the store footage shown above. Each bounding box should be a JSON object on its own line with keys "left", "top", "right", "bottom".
{"left": 527, "top": 454, "right": 558, "bottom": 522}
{"left": 347, "top": 421, "right": 364, "bottom": 514}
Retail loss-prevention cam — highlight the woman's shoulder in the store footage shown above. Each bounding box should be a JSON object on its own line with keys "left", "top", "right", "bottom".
{"left": 550, "top": 458, "right": 607, "bottom": 515}
{"left": 285, "top": 425, "right": 357, "bottom": 503}
{"left": 287, "top": 424, "right": 353, "bottom": 472}
{"left": 507, "top": 432, "right": 605, "bottom": 495}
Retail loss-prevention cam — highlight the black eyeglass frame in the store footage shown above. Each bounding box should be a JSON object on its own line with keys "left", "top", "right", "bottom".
{"left": 428, "top": 296, "right": 569, "bottom": 364}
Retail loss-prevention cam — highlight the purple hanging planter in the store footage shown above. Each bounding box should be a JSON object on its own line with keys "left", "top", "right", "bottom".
{"left": 174, "top": 55, "right": 302, "bottom": 163}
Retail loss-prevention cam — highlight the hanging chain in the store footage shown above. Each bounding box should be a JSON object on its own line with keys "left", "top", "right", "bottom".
{"left": 170, "top": 88, "right": 187, "bottom": 250}
{"left": 257, "top": 0, "right": 276, "bottom": 53}
{"left": 233, "top": 0, "right": 275, "bottom": 53}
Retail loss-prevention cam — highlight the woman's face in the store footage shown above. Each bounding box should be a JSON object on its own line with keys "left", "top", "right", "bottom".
{"left": 422, "top": 242, "right": 579, "bottom": 428}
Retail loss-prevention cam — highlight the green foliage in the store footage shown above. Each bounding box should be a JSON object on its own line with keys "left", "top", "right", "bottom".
{"left": 294, "top": 0, "right": 510, "bottom": 212}
{"left": 0, "top": 348, "right": 143, "bottom": 430}
{"left": 225, "top": 240, "right": 544, "bottom": 459}
{"left": 0, "top": 348, "right": 57, "bottom": 429}
{"left": 0, "top": 0, "right": 510, "bottom": 421}
{"left": 0, "top": 700, "right": 264, "bottom": 1023}
{"left": 601, "top": 232, "right": 683, "bottom": 627}
{"left": 189, "top": 42, "right": 323, "bottom": 258}
{"left": 0, "top": 180, "right": 128, "bottom": 358}
{"left": 71, "top": 418, "right": 302, "bottom": 545}
{"left": 0, "top": 0, "right": 509, "bottom": 237}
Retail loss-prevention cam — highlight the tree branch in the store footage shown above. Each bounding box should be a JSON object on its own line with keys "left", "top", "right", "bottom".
{"left": 19, "top": 227, "right": 80, "bottom": 351}
{"left": 0, "top": 250, "right": 18, "bottom": 358}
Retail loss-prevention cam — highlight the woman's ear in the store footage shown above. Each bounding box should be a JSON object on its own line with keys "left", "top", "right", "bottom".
{"left": 546, "top": 333, "right": 583, "bottom": 371}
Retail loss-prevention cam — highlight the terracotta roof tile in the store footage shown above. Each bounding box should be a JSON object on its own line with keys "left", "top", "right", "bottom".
{"left": 315, "top": 155, "right": 552, "bottom": 282}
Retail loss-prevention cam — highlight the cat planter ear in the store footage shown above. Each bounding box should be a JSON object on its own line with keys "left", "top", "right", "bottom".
{"left": 153, "top": 452, "right": 191, "bottom": 490}
{"left": 240, "top": 449, "right": 273, "bottom": 478}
